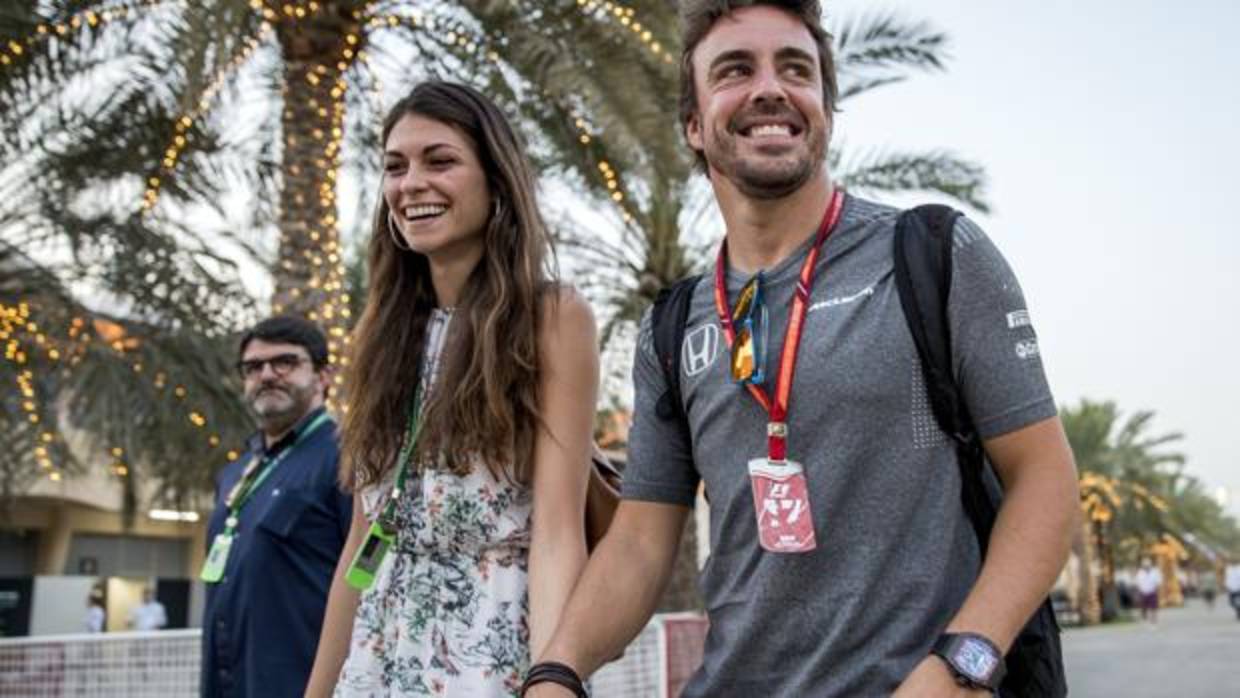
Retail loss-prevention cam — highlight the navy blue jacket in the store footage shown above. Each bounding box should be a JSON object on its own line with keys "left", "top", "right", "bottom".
{"left": 201, "top": 407, "right": 351, "bottom": 697}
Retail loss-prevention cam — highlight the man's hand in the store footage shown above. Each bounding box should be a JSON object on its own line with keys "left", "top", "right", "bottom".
{"left": 891, "top": 656, "right": 990, "bottom": 698}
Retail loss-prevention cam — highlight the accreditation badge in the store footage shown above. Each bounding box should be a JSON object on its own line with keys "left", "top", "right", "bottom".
{"left": 747, "top": 458, "right": 817, "bottom": 553}
{"left": 199, "top": 533, "right": 234, "bottom": 583}
{"left": 345, "top": 520, "right": 395, "bottom": 591}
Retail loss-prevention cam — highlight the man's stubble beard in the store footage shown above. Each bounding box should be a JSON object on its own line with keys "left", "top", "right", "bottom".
{"left": 708, "top": 120, "right": 829, "bottom": 200}
{"left": 248, "top": 381, "right": 316, "bottom": 435}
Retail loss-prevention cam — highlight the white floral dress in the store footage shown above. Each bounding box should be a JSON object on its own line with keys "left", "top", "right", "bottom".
{"left": 336, "top": 309, "right": 533, "bottom": 697}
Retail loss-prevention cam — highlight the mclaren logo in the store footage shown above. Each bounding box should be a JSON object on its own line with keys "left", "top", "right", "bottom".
{"left": 682, "top": 323, "right": 720, "bottom": 377}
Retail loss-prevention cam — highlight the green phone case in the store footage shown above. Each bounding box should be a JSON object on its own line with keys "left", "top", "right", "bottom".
{"left": 345, "top": 521, "right": 395, "bottom": 590}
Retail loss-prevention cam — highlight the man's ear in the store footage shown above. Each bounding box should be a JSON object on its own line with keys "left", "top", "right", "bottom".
{"left": 685, "top": 113, "right": 704, "bottom": 152}
{"left": 318, "top": 365, "right": 334, "bottom": 399}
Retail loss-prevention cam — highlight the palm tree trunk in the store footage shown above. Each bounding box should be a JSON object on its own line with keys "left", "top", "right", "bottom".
{"left": 273, "top": 4, "right": 361, "bottom": 369}
{"left": 1076, "top": 516, "right": 1102, "bottom": 624}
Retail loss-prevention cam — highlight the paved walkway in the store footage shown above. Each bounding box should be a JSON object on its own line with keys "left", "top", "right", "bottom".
{"left": 1062, "top": 598, "right": 1240, "bottom": 697}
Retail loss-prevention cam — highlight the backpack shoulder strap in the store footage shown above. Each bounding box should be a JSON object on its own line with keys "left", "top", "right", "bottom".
{"left": 893, "top": 204, "right": 966, "bottom": 439}
{"left": 650, "top": 274, "right": 702, "bottom": 423}
{"left": 893, "top": 205, "right": 1000, "bottom": 546}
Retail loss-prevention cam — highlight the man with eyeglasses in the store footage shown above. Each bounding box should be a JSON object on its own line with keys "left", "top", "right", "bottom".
{"left": 525, "top": 1, "right": 1078, "bottom": 697}
{"left": 201, "top": 316, "right": 351, "bottom": 698}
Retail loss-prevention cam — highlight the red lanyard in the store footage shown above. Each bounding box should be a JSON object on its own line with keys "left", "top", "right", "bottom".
{"left": 714, "top": 189, "right": 845, "bottom": 462}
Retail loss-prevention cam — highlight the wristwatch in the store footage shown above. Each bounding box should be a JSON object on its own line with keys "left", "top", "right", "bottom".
{"left": 931, "top": 632, "right": 1005, "bottom": 692}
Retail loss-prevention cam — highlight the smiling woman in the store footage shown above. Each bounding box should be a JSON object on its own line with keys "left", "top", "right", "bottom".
{"left": 381, "top": 113, "right": 493, "bottom": 275}
{"left": 305, "top": 82, "right": 600, "bottom": 698}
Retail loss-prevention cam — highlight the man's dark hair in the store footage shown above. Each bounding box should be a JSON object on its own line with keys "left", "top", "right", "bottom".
{"left": 238, "top": 315, "right": 329, "bottom": 369}
{"left": 678, "top": 0, "right": 839, "bottom": 171}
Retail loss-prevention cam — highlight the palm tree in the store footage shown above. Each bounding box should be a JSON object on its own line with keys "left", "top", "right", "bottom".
{"left": 0, "top": 0, "right": 682, "bottom": 502}
{"left": 1062, "top": 399, "right": 1240, "bottom": 618}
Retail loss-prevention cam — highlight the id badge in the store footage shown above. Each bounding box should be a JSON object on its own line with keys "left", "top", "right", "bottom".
{"left": 345, "top": 521, "right": 395, "bottom": 590}
{"left": 200, "top": 533, "right": 234, "bottom": 583}
{"left": 747, "top": 458, "right": 817, "bottom": 553}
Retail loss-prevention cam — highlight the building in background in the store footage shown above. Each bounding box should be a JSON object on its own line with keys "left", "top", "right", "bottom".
{"left": 0, "top": 465, "right": 206, "bottom": 637}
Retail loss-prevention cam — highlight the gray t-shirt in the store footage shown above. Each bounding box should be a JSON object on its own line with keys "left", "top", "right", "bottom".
{"left": 623, "top": 194, "right": 1056, "bottom": 697}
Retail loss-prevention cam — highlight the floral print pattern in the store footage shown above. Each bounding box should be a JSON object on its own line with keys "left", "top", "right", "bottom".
{"left": 337, "top": 465, "right": 532, "bottom": 697}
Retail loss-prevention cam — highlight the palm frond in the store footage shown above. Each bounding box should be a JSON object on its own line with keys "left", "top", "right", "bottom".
{"left": 831, "top": 12, "right": 949, "bottom": 103}
{"left": 835, "top": 147, "right": 990, "bottom": 213}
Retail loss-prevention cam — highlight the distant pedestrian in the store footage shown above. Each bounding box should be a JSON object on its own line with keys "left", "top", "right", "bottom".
{"left": 129, "top": 587, "right": 168, "bottom": 679}
{"left": 1199, "top": 566, "right": 1218, "bottom": 610}
{"left": 83, "top": 592, "right": 105, "bottom": 633}
{"left": 79, "top": 590, "right": 107, "bottom": 693}
{"left": 1136, "top": 557, "right": 1163, "bottom": 625}
{"left": 1225, "top": 559, "right": 1240, "bottom": 621}
{"left": 128, "top": 587, "right": 167, "bottom": 631}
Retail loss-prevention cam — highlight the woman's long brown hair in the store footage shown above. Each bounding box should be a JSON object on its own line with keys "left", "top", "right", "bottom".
{"left": 340, "top": 81, "right": 555, "bottom": 490}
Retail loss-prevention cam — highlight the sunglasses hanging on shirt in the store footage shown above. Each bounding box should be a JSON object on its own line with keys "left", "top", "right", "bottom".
{"left": 730, "top": 271, "right": 768, "bottom": 385}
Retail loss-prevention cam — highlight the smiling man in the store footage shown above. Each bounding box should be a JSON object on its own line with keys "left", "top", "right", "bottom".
{"left": 523, "top": 2, "right": 1078, "bottom": 697}
{"left": 200, "top": 316, "right": 351, "bottom": 697}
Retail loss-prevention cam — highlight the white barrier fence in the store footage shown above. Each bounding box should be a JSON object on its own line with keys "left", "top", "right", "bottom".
{"left": 0, "top": 629, "right": 201, "bottom": 697}
{"left": 0, "top": 615, "right": 707, "bottom": 697}
{"left": 593, "top": 613, "right": 707, "bottom": 698}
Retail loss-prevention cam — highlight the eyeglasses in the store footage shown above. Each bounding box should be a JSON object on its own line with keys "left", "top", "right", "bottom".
{"left": 730, "top": 272, "right": 766, "bottom": 385}
{"left": 236, "top": 353, "right": 310, "bottom": 380}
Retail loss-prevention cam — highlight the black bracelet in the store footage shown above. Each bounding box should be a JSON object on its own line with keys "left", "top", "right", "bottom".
{"left": 523, "top": 663, "right": 586, "bottom": 696}
{"left": 521, "top": 661, "right": 588, "bottom": 697}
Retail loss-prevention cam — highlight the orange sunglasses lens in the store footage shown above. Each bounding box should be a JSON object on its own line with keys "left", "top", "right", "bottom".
{"left": 731, "top": 324, "right": 755, "bottom": 382}
{"left": 732, "top": 276, "right": 759, "bottom": 322}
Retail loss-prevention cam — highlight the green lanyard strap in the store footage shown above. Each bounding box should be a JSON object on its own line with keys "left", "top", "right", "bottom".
{"left": 223, "top": 411, "right": 332, "bottom": 529}
{"left": 343, "top": 392, "right": 424, "bottom": 591}
{"left": 377, "top": 390, "right": 423, "bottom": 532}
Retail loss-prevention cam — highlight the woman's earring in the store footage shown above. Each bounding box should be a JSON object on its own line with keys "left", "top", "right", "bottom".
{"left": 387, "top": 211, "right": 411, "bottom": 251}
{"left": 492, "top": 198, "right": 504, "bottom": 222}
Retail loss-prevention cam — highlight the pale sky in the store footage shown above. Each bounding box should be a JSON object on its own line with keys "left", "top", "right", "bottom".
{"left": 826, "top": 0, "right": 1240, "bottom": 514}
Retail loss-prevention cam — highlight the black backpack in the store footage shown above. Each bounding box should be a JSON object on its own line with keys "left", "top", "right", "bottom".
{"left": 649, "top": 204, "right": 1068, "bottom": 698}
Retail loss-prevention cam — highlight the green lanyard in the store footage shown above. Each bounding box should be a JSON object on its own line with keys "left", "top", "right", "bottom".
{"left": 379, "top": 391, "right": 423, "bottom": 529}
{"left": 201, "top": 410, "right": 332, "bottom": 584}
{"left": 222, "top": 411, "right": 332, "bottom": 533}
{"left": 345, "top": 391, "right": 422, "bottom": 590}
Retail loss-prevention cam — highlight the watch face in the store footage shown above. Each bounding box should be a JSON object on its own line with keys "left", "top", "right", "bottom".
{"left": 955, "top": 638, "right": 999, "bottom": 680}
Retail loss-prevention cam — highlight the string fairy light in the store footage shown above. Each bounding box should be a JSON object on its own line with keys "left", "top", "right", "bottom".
{"left": 143, "top": 22, "right": 273, "bottom": 210}
{"left": 573, "top": 0, "right": 674, "bottom": 63}
{"left": 0, "top": 0, "right": 184, "bottom": 72}
{"left": 1, "top": 302, "right": 64, "bottom": 479}
{"left": 6, "top": 305, "right": 241, "bottom": 481}
{"left": 265, "top": 6, "right": 365, "bottom": 398}
{"left": 568, "top": 113, "right": 638, "bottom": 225}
